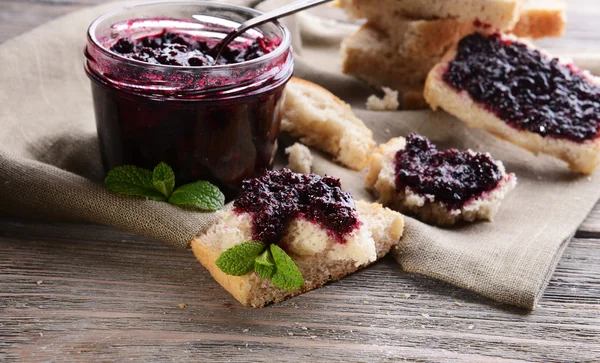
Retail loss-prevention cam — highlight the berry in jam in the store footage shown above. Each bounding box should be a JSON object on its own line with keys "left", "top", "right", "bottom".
{"left": 234, "top": 169, "right": 360, "bottom": 244}
{"left": 110, "top": 29, "right": 277, "bottom": 66}
{"left": 443, "top": 33, "right": 600, "bottom": 142}
{"left": 395, "top": 134, "right": 502, "bottom": 209}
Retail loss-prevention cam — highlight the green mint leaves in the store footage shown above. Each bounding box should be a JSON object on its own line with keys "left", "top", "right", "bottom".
{"left": 152, "top": 162, "right": 175, "bottom": 198}
{"left": 104, "top": 165, "right": 168, "bottom": 201}
{"left": 168, "top": 181, "right": 225, "bottom": 212}
{"left": 254, "top": 249, "right": 276, "bottom": 279}
{"left": 215, "top": 241, "right": 266, "bottom": 276}
{"left": 216, "top": 241, "right": 305, "bottom": 291}
{"left": 105, "top": 162, "right": 224, "bottom": 212}
{"left": 269, "top": 244, "right": 304, "bottom": 291}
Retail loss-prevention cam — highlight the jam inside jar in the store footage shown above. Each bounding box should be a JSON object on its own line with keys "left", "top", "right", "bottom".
{"left": 84, "top": 1, "right": 293, "bottom": 196}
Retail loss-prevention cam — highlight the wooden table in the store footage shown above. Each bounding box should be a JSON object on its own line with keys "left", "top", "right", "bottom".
{"left": 1, "top": 1, "right": 599, "bottom": 361}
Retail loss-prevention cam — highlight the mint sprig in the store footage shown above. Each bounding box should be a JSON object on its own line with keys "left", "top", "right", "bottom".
{"left": 215, "top": 241, "right": 266, "bottom": 276}
{"left": 215, "top": 241, "right": 304, "bottom": 291}
{"left": 104, "top": 163, "right": 224, "bottom": 212}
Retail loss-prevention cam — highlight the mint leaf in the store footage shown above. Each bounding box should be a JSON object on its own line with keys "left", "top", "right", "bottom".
{"left": 254, "top": 249, "right": 276, "bottom": 279}
{"left": 105, "top": 165, "right": 167, "bottom": 201}
{"left": 168, "top": 181, "right": 225, "bottom": 211}
{"left": 216, "top": 241, "right": 266, "bottom": 276}
{"left": 152, "top": 162, "right": 175, "bottom": 198}
{"left": 270, "top": 244, "right": 304, "bottom": 291}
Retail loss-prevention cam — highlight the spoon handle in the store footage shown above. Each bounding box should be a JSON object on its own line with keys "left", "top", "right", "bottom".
{"left": 238, "top": 0, "right": 333, "bottom": 34}
{"left": 202, "top": 0, "right": 333, "bottom": 62}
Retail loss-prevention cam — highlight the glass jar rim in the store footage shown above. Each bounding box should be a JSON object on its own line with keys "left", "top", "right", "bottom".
{"left": 87, "top": 0, "right": 292, "bottom": 71}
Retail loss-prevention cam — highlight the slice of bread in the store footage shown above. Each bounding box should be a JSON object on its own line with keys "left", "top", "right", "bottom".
{"left": 340, "top": 2, "right": 566, "bottom": 109}
{"left": 335, "top": 0, "right": 521, "bottom": 30}
{"left": 365, "top": 137, "right": 517, "bottom": 226}
{"left": 282, "top": 77, "right": 376, "bottom": 170}
{"left": 341, "top": 25, "right": 435, "bottom": 110}
{"left": 191, "top": 200, "right": 404, "bottom": 307}
{"left": 424, "top": 33, "right": 600, "bottom": 174}
{"left": 285, "top": 142, "right": 313, "bottom": 174}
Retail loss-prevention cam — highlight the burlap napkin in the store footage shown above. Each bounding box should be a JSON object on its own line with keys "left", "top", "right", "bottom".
{"left": 1, "top": 0, "right": 599, "bottom": 309}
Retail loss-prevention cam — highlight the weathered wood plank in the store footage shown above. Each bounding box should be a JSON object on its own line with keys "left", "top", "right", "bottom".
{"left": 0, "top": 219, "right": 599, "bottom": 362}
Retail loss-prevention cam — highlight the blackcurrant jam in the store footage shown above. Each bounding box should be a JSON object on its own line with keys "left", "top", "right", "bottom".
{"left": 234, "top": 169, "right": 360, "bottom": 244}
{"left": 395, "top": 134, "right": 502, "bottom": 209}
{"left": 443, "top": 33, "right": 600, "bottom": 142}
{"left": 84, "top": 2, "right": 293, "bottom": 196}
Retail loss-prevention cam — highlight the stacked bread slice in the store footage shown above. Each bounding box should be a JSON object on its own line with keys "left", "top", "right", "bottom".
{"left": 337, "top": 0, "right": 567, "bottom": 109}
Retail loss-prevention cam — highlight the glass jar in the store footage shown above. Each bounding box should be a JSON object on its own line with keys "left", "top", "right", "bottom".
{"left": 84, "top": 1, "right": 293, "bottom": 196}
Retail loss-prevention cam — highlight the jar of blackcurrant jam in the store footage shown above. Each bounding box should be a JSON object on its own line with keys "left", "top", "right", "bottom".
{"left": 84, "top": 1, "right": 293, "bottom": 196}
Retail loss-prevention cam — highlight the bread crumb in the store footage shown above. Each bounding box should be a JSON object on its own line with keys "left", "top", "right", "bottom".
{"left": 285, "top": 143, "right": 313, "bottom": 174}
{"left": 178, "top": 303, "right": 187, "bottom": 309}
{"left": 39, "top": 332, "right": 43, "bottom": 337}
{"left": 310, "top": 336, "right": 317, "bottom": 339}
{"left": 301, "top": 326, "right": 308, "bottom": 331}
{"left": 366, "top": 87, "right": 399, "bottom": 111}
{"left": 403, "top": 293, "right": 411, "bottom": 299}
{"left": 363, "top": 300, "right": 369, "bottom": 304}
{"left": 454, "top": 302, "right": 463, "bottom": 307}
{"left": 243, "top": 329, "right": 249, "bottom": 333}
{"left": 36, "top": 280, "right": 43, "bottom": 285}
{"left": 421, "top": 313, "right": 430, "bottom": 318}
{"left": 288, "top": 332, "right": 294, "bottom": 336}
{"left": 467, "top": 324, "right": 475, "bottom": 330}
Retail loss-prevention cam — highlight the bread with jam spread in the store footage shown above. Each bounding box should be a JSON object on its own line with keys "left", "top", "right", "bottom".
{"left": 424, "top": 32, "right": 600, "bottom": 174}
{"left": 340, "top": 1, "right": 567, "bottom": 109}
{"left": 365, "top": 135, "right": 517, "bottom": 226}
{"left": 191, "top": 169, "right": 404, "bottom": 307}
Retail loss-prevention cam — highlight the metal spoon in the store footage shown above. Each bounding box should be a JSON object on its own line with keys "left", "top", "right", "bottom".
{"left": 193, "top": 0, "right": 333, "bottom": 63}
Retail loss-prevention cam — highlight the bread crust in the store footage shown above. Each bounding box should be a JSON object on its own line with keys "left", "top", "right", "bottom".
{"left": 423, "top": 35, "right": 600, "bottom": 174}
{"left": 282, "top": 77, "right": 375, "bottom": 170}
{"left": 365, "top": 137, "right": 517, "bottom": 226}
{"left": 191, "top": 201, "right": 404, "bottom": 307}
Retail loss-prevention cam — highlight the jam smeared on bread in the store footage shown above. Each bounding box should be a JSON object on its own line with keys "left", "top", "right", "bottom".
{"left": 110, "top": 29, "right": 276, "bottom": 66}
{"left": 234, "top": 169, "right": 360, "bottom": 244}
{"left": 395, "top": 134, "right": 502, "bottom": 209}
{"left": 443, "top": 33, "right": 600, "bottom": 142}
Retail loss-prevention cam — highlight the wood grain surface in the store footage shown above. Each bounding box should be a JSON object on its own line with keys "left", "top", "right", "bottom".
{"left": 1, "top": 0, "right": 600, "bottom": 362}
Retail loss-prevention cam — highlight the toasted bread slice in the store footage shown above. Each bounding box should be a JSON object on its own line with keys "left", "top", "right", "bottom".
{"left": 424, "top": 33, "right": 600, "bottom": 174}
{"left": 365, "top": 136, "right": 517, "bottom": 226}
{"left": 335, "top": 0, "right": 521, "bottom": 30}
{"left": 282, "top": 77, "right": 376, "bottom": 170}
{"left": 191, "top": 200, "right": 404, "bottom": 307}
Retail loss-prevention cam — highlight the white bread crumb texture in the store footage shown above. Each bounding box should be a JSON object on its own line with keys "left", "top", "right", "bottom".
{"left": 366, "top": 87, "right": 400, "bottom": 111}
{"left": 285, "top": 142, "right": 313, "bottom": 174}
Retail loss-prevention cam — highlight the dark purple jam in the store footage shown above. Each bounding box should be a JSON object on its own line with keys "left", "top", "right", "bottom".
{"left": 233, "top": 169, "right": 360, "bottom": 244}
{"left": 395, "top": 134, "right": 502, "bottom": 208}
{"left": 110, "top": 29, "right": 276, "bottom": 66}
{"left": 86, "top": 23, "right": 292, "bottom": 196}
{"left": 443, "top": 33, "right": 600, "bottom": 142}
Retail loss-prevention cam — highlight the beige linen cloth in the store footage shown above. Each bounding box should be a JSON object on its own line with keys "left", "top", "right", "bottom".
{"left": 1, "top": 0, "right": 599, "bottom": 309}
